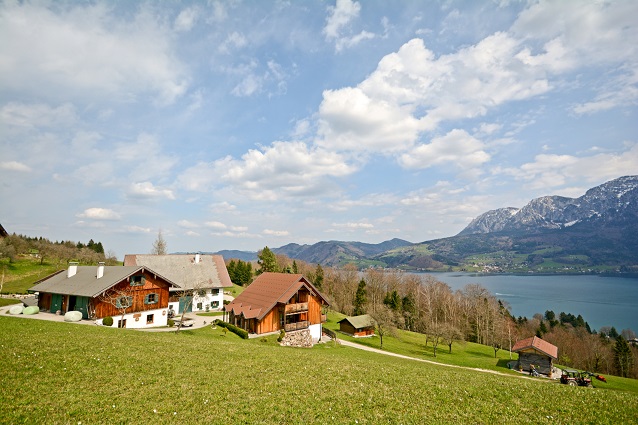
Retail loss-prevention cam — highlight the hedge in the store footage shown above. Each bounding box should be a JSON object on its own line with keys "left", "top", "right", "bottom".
{"left": 213, "top": 319, "right": 249, "bottom": 339}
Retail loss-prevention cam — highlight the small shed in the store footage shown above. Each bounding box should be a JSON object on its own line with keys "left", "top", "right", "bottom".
{"left": 512, "top": 336, "right": 558, "bottom": 375}
{"left": 338, "top": 314, "right": 376, "bottom": 337}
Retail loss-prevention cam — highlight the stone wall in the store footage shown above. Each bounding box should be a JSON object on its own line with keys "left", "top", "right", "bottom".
{"left": 280, "top": 329, "right": 313, "bottom": 348}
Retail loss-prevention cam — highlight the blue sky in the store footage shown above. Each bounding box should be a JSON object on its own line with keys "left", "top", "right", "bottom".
{"left": 1, "top": 0, "right": 636, "bottom": 259}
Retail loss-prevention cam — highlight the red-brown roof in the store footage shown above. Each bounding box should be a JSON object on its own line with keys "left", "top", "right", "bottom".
{"left": 224, "top": 272, "right": 329, "bottom": 321}
{"left": 512, "top": 336, "right": 558, "bottom": 359}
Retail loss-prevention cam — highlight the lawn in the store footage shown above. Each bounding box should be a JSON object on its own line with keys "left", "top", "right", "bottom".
{"left": 1, "top": 315, "right": 637, "bottom": 424}
{"left": 0, "top": 256, "right": 60, "bottom": 294}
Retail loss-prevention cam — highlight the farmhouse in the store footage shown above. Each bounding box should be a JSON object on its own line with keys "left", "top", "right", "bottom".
{"left": 123, "top": 253, "right": 232, "bottom": 314}
{"left": 338, "top": 314, "right": 376, "bottom": 337}
{"left": 223, "top": 272, "right": 329, "bottom": 342}
{"left": 29, "top": 262, "right": 177, "bottom": 328}
{"left": 512, "top": 336, "right": 558, "bottom": 376}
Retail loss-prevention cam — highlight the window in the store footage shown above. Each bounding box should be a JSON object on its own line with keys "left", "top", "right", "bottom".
{"left": 197, "top": 302, "right": 203, "bottom": 310}
{"left": 211, "top": 288, "right": 219, "bottom": 295}
{"left": 116, "top": 296, "right": 132, "bottom": 309}
{"left": 211, "top": 301, "right": 219, "bottom": 308}
{"left": 146, "top": 314, "right": 154, "bottom": 324}
{"left": 130, "top": 275, "right": 144, "bottom": 286}
{"left": 144, "top": 293, "right": 158, "bottom": 305}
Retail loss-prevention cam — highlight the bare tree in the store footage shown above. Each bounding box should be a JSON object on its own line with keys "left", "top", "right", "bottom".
{"left": 98, "top": 285, "right": 138, "bottom": 328}
{"left": 370, "top": 304, "right": 396, "bottom": 350}
{"left": 151, "top": 229, "right": 167, "bottom": 255}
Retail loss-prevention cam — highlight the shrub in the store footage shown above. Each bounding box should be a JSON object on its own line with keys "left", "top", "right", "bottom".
{"left": 167, "top": 319, "right": 174, "bottom": 327}
{"left": 102, "top": 316, "right": 114, "bottom": 327}
{"left": 214, "top": 320, "right": 248, "bottom": 339}
{"left": 277, "top": 329, "right": 286, "bottom": 342}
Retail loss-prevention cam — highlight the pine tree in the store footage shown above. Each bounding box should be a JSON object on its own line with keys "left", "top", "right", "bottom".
{"left": 313, "top": 264, "right": 324, "bottom": 290}
{"left": 257, "top": 246, "right": 278, "bottom": 274}
{"left": 613, "top": 336, "right": 634, "bottom": 377}
{"left": 353, "top": 279, "right": 367, "bottom": 316}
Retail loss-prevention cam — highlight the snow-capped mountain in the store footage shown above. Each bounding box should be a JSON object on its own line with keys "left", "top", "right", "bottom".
{"left": 459, "top": 176, "right": 638, "bottom": 235}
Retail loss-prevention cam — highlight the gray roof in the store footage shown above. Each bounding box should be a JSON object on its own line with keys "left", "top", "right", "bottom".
{"left": 338, "top": 314, "right": 376, "bottom": 329}
{"left": 123, "top": 254, "right": 233, "bottom": 290}
{"left": 29, "top": 266, "right": 177, "bottom": 298}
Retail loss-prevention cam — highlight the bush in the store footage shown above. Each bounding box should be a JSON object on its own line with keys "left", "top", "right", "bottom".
{"left": 214, "top": 319, "right": 249, "bottom": 339}
{"left": 102, "top": 316, "right": 113, "bottom": 327}
{"left": 167, "top": 319, "right": 174, "bottom": 327}
{"left": 277, "top": 329, "right": 286, "bottom": 342}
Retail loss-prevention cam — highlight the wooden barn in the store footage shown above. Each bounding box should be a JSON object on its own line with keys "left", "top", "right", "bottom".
{"left": 338, "top": 314, "right": 376, "bottom": 337}
{"left": 223, "top": 272, "right": 329, "bottom": 342}
{"left": 29, "top": 262, "right": 177, "bottom": 328}
{"left": 512, "top": 336, "right": 558, "bottom": 375}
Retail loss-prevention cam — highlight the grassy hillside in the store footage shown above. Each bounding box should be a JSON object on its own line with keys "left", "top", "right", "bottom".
{"left": 1, "top": 316, "right": 637, "bottom": 424}
{"left": 0, "top": 256, "right": 60, "bottom": 294}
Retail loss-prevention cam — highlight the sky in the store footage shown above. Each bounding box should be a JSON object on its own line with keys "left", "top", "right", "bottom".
{"left": 1, "top": 0, "right": 637, "bottom": 259}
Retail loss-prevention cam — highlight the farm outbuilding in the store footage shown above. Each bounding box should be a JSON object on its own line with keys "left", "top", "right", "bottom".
{"left": 338, "top": 314, "right": 376, "bottom": 337}
{"left": 512, "top": 336, "right": 558, "bottom": 376}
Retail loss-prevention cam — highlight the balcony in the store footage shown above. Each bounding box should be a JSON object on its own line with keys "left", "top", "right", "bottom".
{"left": 284, "top": 302, "right": 308, "bottom": 314}
{"left": 284, "top": 320, "right": 309, "bottom": 332}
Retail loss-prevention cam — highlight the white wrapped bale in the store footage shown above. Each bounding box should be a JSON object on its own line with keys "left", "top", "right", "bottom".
{"left": 9, "top": 305, "right": 24, "bottom": 315}
{"left": 23, "top": 306, "right": 39, "bottom": 315}
{"left": 64, "top": 311, "right": 83, "bottom": 322}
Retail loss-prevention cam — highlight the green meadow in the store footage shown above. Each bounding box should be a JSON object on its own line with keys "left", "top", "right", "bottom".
{"left": 1, "top": 315, "right": 637, "bottom": 424}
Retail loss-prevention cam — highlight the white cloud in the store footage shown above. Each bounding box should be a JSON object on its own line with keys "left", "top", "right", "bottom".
{"left": 180, "top": 141, "right": 356, "bottom": 200}
{"left": 332, "top": 222, "right": 374, "bottom": 229}
{"left": 174, "top": 6, "right": 198, "bottom": 32}
{"left": 263, "top": 229, "right": 290, "bottom": 237}
{"left": 0, "top": 102, "right": 77, "bottom": 128}
{"left": 205, "top": 221, "right": 227, "bottom": 230}
{"left": 399, "top": 129, "right": 490, "bottom": 171}
{"left": 114, "top": 133, "right": 177, "bottom": 180}
{"left": 127, "top": 182, "right": 175, "bottom": 200}
{"left": 0, "top": 2, "right": 188, "bottom": 105}
{"left": 0, "top": 161, "right": 31, "bottom": 172}
{"left": 323, "top": 0, "right": 373, "bottom": 52}
{"left": 177, "top": 220, "right": 198, "bottom": 229}
{"left": 77, "top": 207, "right": 121, "bottom": 221}
{"left": 496, "top": 143, "right": 638, "bottom": 190}
{"left": 122, "top": 225, "right": 152, "bottom": 234}
{"left": 218, "top": 31, "right": 247, "bottom": 54}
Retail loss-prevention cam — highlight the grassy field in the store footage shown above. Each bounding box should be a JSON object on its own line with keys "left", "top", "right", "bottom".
{"left": 1, "top": 315, "right": 637, "bottom": 424}
{"left": 0, "top": 257, "right": 60, "bottom": 294}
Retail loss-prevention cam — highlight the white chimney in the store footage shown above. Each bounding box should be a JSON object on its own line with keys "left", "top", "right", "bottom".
{"left": 97, "top": 262, "right": 105, "bottom": 279}
{"left": 195, "top": 253, "right": 200, "bottom": 264}
{"left": 67, "top": 262, "right": 78, "bottom": 278}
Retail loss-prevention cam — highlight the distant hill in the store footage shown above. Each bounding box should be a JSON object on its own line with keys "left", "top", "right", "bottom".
{"left": 378, "top": 176, "right": 638, "bottom": 273}
{"left": 212, "top": 250, "right": 258, "bottom": 262}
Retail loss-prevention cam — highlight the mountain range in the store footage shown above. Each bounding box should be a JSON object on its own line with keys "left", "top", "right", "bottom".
{"left": 219, "top": 176, "right": 638, "bottom": 273}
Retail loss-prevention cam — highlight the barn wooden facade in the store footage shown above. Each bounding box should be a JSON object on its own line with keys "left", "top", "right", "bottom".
{"left": 224, "top": 273, "right": 329, "bottom": 340}
{"left": 30, "top": 262, "right": 177, "bottom": 328}
{"left": 512, "top": 336, "right": 558, "bottom": 375}
{"left": 338, "top": 314, "right": 376, "bottom": 337}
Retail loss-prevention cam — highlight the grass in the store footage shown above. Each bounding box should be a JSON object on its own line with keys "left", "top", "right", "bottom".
{"left": 0, "top": 257, "right": 60, "bottom": 294}
{"left": 0, "top": 298, "right": 22, "bottom": 307}
{"left": 1, "top": 316, "right": 637, "bottom": 424}
{"left": 225, "top": 283, "right": 245, "bottom": 298}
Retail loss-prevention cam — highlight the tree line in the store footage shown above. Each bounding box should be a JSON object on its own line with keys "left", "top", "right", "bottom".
{"left": 227, "top": 246, "right": 636, "bottom": 378}
{"left": 0, "top": 233, "right": 117, "bottom": 266}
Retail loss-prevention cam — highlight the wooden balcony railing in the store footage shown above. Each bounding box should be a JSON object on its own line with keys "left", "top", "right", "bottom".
{"left": 284, "top": 320, "right": 310, "bottom": 332}
{"left": 284, "top": 302, "right": 308, "bottom": 314}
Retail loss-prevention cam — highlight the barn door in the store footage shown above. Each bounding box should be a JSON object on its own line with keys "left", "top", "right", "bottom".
{"left": 50, "top": 294, "right": 62, "bottom": 313}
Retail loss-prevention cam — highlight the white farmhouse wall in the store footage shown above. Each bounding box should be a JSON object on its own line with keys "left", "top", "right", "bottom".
{"left": 96, "top": 308, "right": 169, "bottom": 329}
{"left": 308, "top": 323, "right": 322, "bottom": 343}
{"left": 192, "top": 288, "right": 224, "bottom": 312}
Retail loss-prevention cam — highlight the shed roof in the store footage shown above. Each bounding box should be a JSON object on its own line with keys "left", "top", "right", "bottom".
{"left": 337, "top": 314, "right": 376, "bottom": 329}
{"left": 29, "top": 265, "right": 177, "bottom": 298}
{"left": 224, "top": 272, "right": 329, "bottom": 321}
{"left": 123, "top": 254, "right": 233, "bottom": 289}
{"left": 512, "top": 336, "right": 558, "bottom": 359}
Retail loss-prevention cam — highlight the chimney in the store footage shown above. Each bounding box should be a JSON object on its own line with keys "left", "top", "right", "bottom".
{"left": 67, "top": 262, "right": 78, "bottom": 278}
{"left": 97, "top": 262, "right": 105, "bottom": 279}
{"left": 195, "top": 253, "right": 200, "bottom": 264}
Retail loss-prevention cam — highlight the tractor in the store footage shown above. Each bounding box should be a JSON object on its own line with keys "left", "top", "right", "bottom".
{"left": 560, "top": 369, "right": 607, "bottom": 387}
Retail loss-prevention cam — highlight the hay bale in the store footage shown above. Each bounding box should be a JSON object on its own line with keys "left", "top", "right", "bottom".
{"left": 9, "top": 305, "right": 24, "bottom": 315}
{"left": 23, "top": 306, "right": 39, "bottom": 315}
{"left": 64, "top": 310, "right": 83, "bottom": 322}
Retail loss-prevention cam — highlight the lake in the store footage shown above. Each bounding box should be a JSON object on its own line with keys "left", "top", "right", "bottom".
{"left": 419, "top": 272, "right": 638, "bottom": 333}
